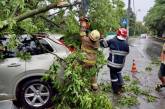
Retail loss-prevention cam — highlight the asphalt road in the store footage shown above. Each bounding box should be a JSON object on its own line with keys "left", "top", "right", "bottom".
{"left": 98, "top": 36, "right": 165, "bottom": 109}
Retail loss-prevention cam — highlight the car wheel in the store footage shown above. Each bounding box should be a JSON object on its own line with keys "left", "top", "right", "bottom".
{"left": 20, "top": 78, "right": 54, "bottom": 109}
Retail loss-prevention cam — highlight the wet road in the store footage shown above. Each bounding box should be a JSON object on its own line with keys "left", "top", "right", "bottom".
{"left": 98, "top": 36, "right": 165, "bottom": 109}
{"left": 0, "top": 101, "right": 17, "bottom": 109}
{"left": 0, "top": 37, "right": 165, "bottom": 109}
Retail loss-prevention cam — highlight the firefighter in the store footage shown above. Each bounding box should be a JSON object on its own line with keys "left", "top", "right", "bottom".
{"left": 100, "top": 28, "right": 129, "bottom": 94}
{"left": 156, "top": 43, "right": 165, "bottom": 91}
{"left": 80, "top": 17, "right": 100, "bottom": 90}
{"left": 79, "top": 16, "right": 91, "bottom": 35}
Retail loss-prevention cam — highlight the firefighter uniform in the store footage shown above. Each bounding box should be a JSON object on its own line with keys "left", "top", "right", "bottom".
{"left": 100, "top": 28, "right": 129, "bottom": 94}
{"left": 80, "top": 30, "right": 100, "bottom": 90}
{"left": 156, "top": 43, "right": 165, "bottom": 91}
{"left": 159, "top": 43, "right": 165, "bottom": 79}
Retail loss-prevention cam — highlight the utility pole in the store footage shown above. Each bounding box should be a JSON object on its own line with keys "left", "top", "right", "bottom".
{"left": 127, "top": 0, "right": 131, "bottom": 37}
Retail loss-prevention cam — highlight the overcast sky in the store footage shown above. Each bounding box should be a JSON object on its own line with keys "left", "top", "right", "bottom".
{"left": 123, "top": 0, "right": 155, "bottom": 21}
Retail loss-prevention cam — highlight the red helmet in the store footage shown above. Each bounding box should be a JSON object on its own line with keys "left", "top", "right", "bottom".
{"left": 116, "top": 28, "right": 128, "bottom": 40}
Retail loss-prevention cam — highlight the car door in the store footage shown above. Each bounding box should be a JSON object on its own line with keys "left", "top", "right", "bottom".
{"left": 25, "top": 38, "right": 55, "bottom": 75}
{"left": 0, "top": 52, "right": 25, "bottom": 100}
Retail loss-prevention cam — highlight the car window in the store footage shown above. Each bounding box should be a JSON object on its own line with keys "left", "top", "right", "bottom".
{"left": 0, "top": 36, "right": 55, "bottom": 59}
{"left": 38, "top": 39, "right": 54, "bottom": 53}
{"left": 18, "top": 38, "right": 54, "bottom": 55}
{"left": 0, "top": 38, "right": 17, "bottom": 58}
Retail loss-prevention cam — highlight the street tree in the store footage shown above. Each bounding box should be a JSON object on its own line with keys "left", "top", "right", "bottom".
{"left": 0, "top": 0, "right": 125, "bottom": 108}
{"left": 144, "top": 0, "right": 165, "bottom": 37}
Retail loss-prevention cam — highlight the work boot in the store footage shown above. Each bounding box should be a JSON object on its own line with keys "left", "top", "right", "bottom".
{"left": 118, "top": 85, "right": 124, "bottom": 93}
{"left": 91, "top": 76, "right": 98, "bottom": 91}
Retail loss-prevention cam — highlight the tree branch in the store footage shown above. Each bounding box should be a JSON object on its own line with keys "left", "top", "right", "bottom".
{"left": 15, "top": 2, "right": 80, "bottom": 22}
{"left": 0, "top": 1, "right": 80, "bottom": 31}
{"left": 39, "top": 15, "right": 61, "bottom": 28}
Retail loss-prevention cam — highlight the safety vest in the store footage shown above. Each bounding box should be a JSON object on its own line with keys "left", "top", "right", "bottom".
{"left": 100, "top": 37, "right": 129, "bottom": 69}
{"left": 160, "top": 43, "right": 165, "bottom": 64}
{"left": 81, "top": 35, "right": 99, "bottom": 66}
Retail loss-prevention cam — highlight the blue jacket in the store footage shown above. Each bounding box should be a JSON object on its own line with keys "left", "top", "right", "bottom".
{"left": 100, "top": 37, "right": 129, "bottom": 69}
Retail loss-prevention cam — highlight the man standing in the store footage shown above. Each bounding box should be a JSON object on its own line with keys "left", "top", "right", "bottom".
{"left": 100, "top": 28, "right": 129, "bottom": 94}
{"left": 80, "top": 17, "right": 100, "bottom": 90}
{"left": 156, "top": 43, "right": 165, "bottom": 91}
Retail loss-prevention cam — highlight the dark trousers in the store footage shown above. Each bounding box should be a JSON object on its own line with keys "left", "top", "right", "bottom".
{"left": 109, "top": 66, "right": 124, "bottom": 93}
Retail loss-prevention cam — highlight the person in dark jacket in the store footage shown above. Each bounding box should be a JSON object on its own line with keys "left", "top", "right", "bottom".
{"left": 155, "top": 43, "right": 165, "bottom": 91}
{"left": 100, "top": 28, "right": 129, "bottom": 94}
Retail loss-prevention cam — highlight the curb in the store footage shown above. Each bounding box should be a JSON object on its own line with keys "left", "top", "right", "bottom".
{"left": 152, "top": 36, "right": 165, "bottom": 41}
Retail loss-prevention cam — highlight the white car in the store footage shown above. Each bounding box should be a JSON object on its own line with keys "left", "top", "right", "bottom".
{"left": 0, "top": 33, "right": 70, "bottom": 109}
{"left": 140, "top": 34, "right": 147, "bottom": 38}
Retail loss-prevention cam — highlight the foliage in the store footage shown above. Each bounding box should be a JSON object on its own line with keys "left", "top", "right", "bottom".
{"left": 133, "top": 22, "right": 148, "bottom": 36}
{"left": 89, "top": 0, "right": 125, "bottom": 34}
{"left": 16, "top": 51, "right": 31, "bottom": 61}
{"left": 127, "top": 9, "right": 148, "bottom": 36}
{"left": 123, "top": 74, "right": 131, "bottom": 81}
{"left": 100, "top": 82, "right": 112, "bottom": 93}
{"left": 146, "top": 94, "right": 157, "bottom": 102}
{"left": 64, "top": 11, "right": 80, "bottom": 36}
{"left": 141, "top": 90, "right": 157, "bottom": 103}
{"left": 114, "top": 74, "right": 157, "bottom": 107}
{"left": 144, "top": 0, "right": 165, "bottom": 37}
{"left": 43, "top": 51, "right": 112, "bottom": 109}
{"left": 151, "top": 57, "right": 161, "bottom": 65}
{"left": 118, "top": 95, "right": 138, "bottom": 107}
{"left": 124, "top": 84, "right": 142, "bottom": 95}
{"left": 145, "top": 66, "right": 152, "bottom": 72}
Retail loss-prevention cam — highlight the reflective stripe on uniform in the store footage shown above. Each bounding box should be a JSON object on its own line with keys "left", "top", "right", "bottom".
{"left": 111, "top": 50, "right": 128, "bottom": 56}
{"left": 161, "top": 52, "right": 165, "bottom": 64}
{"left": 108, "top": 61, "right": 124, "bottom": 68}
{"left": 81, "top": 46, "right": 96, "bottom": 54}
{"left": 111, "top": 79, "right": 118, "bottom": 82}
{"left": 100, "top": 39, "right": 108, "bottom": 47}
{"left": 84, "top": 59, "right": 96, "bottom": 65}
{"left": 80, "top": 32, "right": 86, "bottom": 36}
{"left": 110, "top": 50, "right": 115, "bottom": 63}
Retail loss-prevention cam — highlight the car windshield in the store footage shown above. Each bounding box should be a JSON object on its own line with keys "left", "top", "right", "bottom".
{"left": 0, "top": 34, "right": 53, "bottom": 58}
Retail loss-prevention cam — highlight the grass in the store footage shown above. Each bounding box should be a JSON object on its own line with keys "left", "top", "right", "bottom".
{"left": 100, "top": 82, "right": 112, "bottom": 93}
{"left": 118, "top": 95, "right": 139, "bottom": 107}
{"left": 123, "top": 74, "right": 131, "bottom": 81}
{"left": 146, "top": 95, "right": 157, "bottom": 102}
{"left": 145, "top": 66, "right": 152, "bottom": 72}
{"left": 151, "top": 58, "right": 161, "bottom": 66}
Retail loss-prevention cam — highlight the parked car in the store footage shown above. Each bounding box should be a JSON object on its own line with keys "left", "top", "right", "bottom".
{"left": 49, "top": 34, "right": 76, "bottom": 52}
{"left": 140, "top": 34, "right": 147, "bottom": 38}
{"left": 105, "top": 32, "right": 116, "bottom": 40}
{"left": 0, "top": 33, "right": 70, "bottom": 109}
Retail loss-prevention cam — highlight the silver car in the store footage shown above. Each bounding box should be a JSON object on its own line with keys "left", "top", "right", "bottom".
{"left": 0, "top": 34, "right": 70, "bottom": 109}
